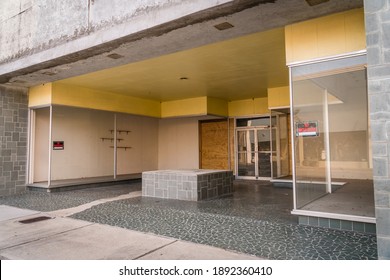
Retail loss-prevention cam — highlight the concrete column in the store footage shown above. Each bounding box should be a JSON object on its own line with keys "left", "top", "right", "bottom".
{"left": 0, "top": 85, "right": 28, "bottom": 196}
{"left": 364, "top": 0, "right": 390, "bottom": 260}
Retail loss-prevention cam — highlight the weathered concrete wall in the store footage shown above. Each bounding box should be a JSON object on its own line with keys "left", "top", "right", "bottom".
{"left": 0, "top": 0, "right": 234, "bottom": 64}
{"left": 0, "top": 86, "right": 28, "bottom": 196}
{"left": 365, "top": 0, "right": 390, "bottom": 260}
{"left": 0, "top": 0, "right": 88, "bottom": 63}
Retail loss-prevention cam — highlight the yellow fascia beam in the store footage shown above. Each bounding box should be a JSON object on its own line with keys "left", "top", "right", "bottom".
{"left": 285, "top": 8, "right": 366, "bottom": 64}
{"left": 161, "top": 97, "right": 208, "bottom": 118}
{"left": 228, "top": 97, "right": 269, "bottom": 117}
{"left": 28, "top": 83, "right": 53, "bottom": 107}
{"left": 51, "top": 83, "right": 161, "bottom": 117}
{"left": 228, "top": 99, "right": 254, "bottom": 117}
{"left": 268, "top": 86, "right": 290, "bottom": 109}
{"left": 207, "top": 97, "right": 228, "bottom": 117}
{"left": 254, "top": 97, "right": 269, "bottom": 115}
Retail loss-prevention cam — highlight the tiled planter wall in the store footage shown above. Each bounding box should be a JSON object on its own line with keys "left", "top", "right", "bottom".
{"left": 142, "top": 170, "right": 234, "bottom": 201}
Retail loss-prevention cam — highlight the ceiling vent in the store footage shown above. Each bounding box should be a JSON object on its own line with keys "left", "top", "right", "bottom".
{"left": 305, "top": 0, "right": 329, "bottom": 6}
{"left": 41, "top": 71, "right": 57, "bottom": 76}
{"left": 107, "top": 53, "right": 124, "bottom": 59}
{"left": 214, "top": 22, "right": 234, "bottom": 31}
{"left": 10, "top": 79, "right": 26, "bottom": 84}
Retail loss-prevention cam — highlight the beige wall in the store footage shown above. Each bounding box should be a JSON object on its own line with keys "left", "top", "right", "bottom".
{"left": 158, "top": 117, "right": 199, "bottom": 170}
{"left": 51, "top": 107, "right": 115, "bottom": 180}
{"left": 33, "top": 106, "right": 200, "bottom": 182}
{"left": 116, "top": 113, "right": 159, "bottom": 175}
{"left": 34, "top": 106, "right": 159, "bottom": 182}
{"left": 33, "top": 108, "right": 50, "bottom": 182}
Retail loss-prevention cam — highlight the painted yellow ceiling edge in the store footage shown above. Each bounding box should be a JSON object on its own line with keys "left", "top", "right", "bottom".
{"left": 28, "top": 83, "right": 162, "bottom": 117}
{"left": 228, "top": 97, "right": 269, "bottom": 117}
{"left": 52, "top": 83, "right": 162, "bottom": 117}
{"left": 29, "top": 83, "right": 275, "bottom": 118}
{"left": 268, "top": 86, "right": 290, "bottom": 109}
{"left": 161, "top": 97, "right": 228, "bottom": 118}
{"left": 161, "top": 97, "right": 207, "bottom": 118}
{"left": 29, "top": 83, "right": 52, "bottom": 107}
{"left": 29, "top": 83, "right": 230, "bottom": 118}
{"left": 207, "top": 97, "right": 228, "bottom": 117}
{"left": 285, "top": 8, "right": 366, "bottom": 64}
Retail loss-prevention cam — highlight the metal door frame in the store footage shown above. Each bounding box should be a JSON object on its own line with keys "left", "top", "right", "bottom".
{"left": 235, "top": 126, "right": 273, "bottom": 180}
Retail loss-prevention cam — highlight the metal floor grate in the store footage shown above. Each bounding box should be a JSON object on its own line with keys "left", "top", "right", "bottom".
{"left": 19, "top": 216, "right": 52, "bottom": 224}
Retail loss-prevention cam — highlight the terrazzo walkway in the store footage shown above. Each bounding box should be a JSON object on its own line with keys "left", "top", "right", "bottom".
{"left": 0, "top": 180, "right": 377, "bottom": 260}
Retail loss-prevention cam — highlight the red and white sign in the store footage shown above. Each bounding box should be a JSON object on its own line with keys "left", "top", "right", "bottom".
{"left": 296, "top": 121, "right": 319, "bottom": 137}
{"left": 53, "top": 141, "right": 64, "bottom": 150}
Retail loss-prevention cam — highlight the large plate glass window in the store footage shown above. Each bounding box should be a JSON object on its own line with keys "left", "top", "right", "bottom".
{"left": 290, "top": 54, "right": 374, "bottom": 218}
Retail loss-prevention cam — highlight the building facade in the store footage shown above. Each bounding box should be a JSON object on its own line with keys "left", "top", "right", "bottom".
{"left": 0, "top": 0, "right": 389, "bottom": 259}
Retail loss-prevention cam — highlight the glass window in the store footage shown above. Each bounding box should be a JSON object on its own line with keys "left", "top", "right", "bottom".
{"left": 236, "top": 117, "right": 270, "bottom": 128}
{"left": 291, "top": 55, "right": 374, "bottom": 217}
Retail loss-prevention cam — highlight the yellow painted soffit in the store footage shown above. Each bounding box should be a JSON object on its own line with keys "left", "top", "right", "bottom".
{"left": 285, "top": 8, "right": 366, "bottom": 64}
{"left": 55, "top": 27, "right": 287, "bottom": 102}
{"left": 29, "top": 83, "right": 273, "bottom": 118}
{"left": 51, "top": 83, "right": 161, "bottom": 118}
{"left": 207, "top": 97, "right": 228, "bottom": 117}
{"left": 161, "top": 97, "right": 207, "bottom": 118}
{"left": 28, "top": 83, "right": 52, "bottom": 107}
{"left": 228, "top": 98, "right": 269, "bottom": 117}
{"left": 268, "top": 86, "right": 290, "bottom": 109}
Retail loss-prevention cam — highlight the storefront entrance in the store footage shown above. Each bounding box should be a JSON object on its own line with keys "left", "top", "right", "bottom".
{"left": 236, "top": 114, "right": 289, "bottom": 180}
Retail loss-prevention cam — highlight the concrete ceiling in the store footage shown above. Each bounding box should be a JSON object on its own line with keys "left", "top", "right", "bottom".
{"left": 1, "top": 0, "right": 364, "bottom": 103}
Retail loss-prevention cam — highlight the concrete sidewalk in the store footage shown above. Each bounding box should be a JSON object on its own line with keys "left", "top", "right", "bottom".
{"left": 0, "top": 204, "right": 262, "bottom": 260}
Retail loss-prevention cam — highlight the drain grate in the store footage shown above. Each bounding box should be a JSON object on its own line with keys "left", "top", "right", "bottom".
{"left": 19, "top": 216, "right": 52, "bottom": 224}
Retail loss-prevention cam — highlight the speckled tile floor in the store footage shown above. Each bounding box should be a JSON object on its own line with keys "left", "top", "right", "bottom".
{"left": 0, "top": 182, "right": 141, "bottom": 212}
{"left": 0, "top": 180, "right": 377, "bottom": 260}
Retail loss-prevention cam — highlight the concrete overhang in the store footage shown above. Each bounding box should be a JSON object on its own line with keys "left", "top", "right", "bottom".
{"left": 0, "top": 0, "right": 363, "bottom": 98}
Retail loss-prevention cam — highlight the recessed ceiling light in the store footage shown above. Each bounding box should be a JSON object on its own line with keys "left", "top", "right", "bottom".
{"left": 107, "top": 53, "right": 124, "bottom": 59}
{"left": 214, "top": 22, "right": 234, "bottom": 31}
{"left": 305, "top": 0, "right": 329, "bottom": 6}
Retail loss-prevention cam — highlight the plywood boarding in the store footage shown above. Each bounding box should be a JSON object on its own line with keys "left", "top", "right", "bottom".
{"left": 200, "top": 120, "right": 229, "bottom": 170}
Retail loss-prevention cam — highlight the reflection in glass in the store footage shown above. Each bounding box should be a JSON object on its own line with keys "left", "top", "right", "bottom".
{"left": 237, "top": 130, "right": 255, "bottom": 176}
{"left": 291, "top": 55, "right": 374, "bottom": 217}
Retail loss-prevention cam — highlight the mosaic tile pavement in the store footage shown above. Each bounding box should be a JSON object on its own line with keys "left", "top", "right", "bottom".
{"left": 0, "top": 182, "right": 141, "bottom": 212}
{"left": 72, "top": 181, "right": 377, "bottom": 260}
{"left": 0, "top": 180, "right": 377, "bottom": 259}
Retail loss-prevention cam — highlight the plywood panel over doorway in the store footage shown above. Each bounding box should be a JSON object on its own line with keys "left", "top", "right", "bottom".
{"left": 200, "top": 119, "right": 232, "bottom": 170}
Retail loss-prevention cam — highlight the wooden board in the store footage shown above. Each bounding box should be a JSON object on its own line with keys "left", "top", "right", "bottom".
{"left": 199, "top": 120, "right": 229, "bottom": 170}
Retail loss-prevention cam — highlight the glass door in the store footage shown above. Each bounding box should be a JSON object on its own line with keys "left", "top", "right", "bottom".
{"left": 271, "top": 111, "right": 290, "bottom": 178}
{"left": 257, "top": 128, "right": 272, "bottom": 178}
{"left": 236, "top": 127, "right": 272, "bottom": 179}
{"left": 237, "top": 130, "right": 256, "bottom": 177}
